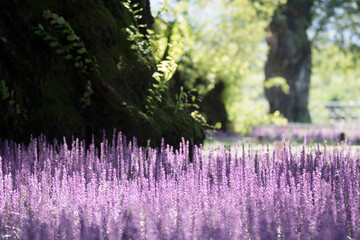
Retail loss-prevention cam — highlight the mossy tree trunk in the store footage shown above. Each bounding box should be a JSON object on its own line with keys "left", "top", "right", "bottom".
{"left": 0, "top": 0, "right": 204, "bottom": 148}
{"left": 265, "top": 0, "right": 313, "bottom": 122}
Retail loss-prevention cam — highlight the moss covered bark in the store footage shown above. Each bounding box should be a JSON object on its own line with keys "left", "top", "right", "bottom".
{"left": 0, "top": 0, "right": 204, "bottom": 148}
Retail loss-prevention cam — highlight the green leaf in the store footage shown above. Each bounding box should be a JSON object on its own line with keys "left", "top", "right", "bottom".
{"left": 214, "top": 122, "right": 222, "bottom": 130}
{"left": 133, "top": 9, "right": 143, "bottom": 14}
{"left": 1, "top": 81, "right": 10, "bottom": 100}
{"left": 15, "top": 104, "right": 21, "bottom": 114}
{"left": 152, "top": 72, "right": 162, "bottom": 81}
{"left": 77, "top": 48, "right": 86, "bottom": 54}
{"left": 121, "top": 2, "right": 131, "bottom": 9}
{"left": 74, "top": 62, "right": 80, "bottom": 68}
{"left": 66, "top": 35, "right": 76, "bottom": 41}
{"left": 64, "top": 54, "right": 73, "bottom": 60}
{"left": 57, "top": 17, "right": 65, "bottom": 24}
{"left": 129, "top": 25, "right": 137, "bottom": 31}
{"left": 2, "top": 92, "right": 10, "bottom": 100}
{"left": 49, "top": 41, "right": 59, "bottom": 47}
{"left": 70, "top": 42, "right": 80, "bottom": 47}
{"left": 43, "top": 35, "right": 53, "bottom": 41}
{"left": 43, "top": 10, "right": 51, "bottom": 18}
{"left": 34, "top": 30, "right": 45, "bottom": 36}
{"left": 84, "top": 58, "right": 91, "bottom": 63}
{"left": 56, "top": 49, "right": 64, "bottom": 54}
{"left": 63, "top": 45, "right": 71, "bottom": 51}
{"left": 125, "top": 28, "right": 134, "bottom": 35}
{"left": 37, "top": 24, "right": 44, "bottom": 30}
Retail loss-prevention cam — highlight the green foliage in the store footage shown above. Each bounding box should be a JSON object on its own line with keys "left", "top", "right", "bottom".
{"left": 311, "top": 43, "right": 360, "bottom": 101}
{"left": 225, "top": 73, "right": 287, "bottom": 134}
{"left": 190, "top": 110, "right": 207, "bottom": 126}
{"left": 265, "top": 77, "right": 290, "bottom": 94}
{"left": 122, "top": 0, "right": 153, "bottom": 57}
{"left": 33, "top": 10, "right": 97, "bottom": 109}
{"left": 0, "top": 80, "right": 10, "bottom": 100}
{"left": 310, "top": 42, "right": 360, "bottom": 122}
{"left": 152, "top": 0, "right": 281, "bottom": 133}
{"left": 118, "top": 1, "right": 207, "bottom": 138}
{"left": 34, "top": 10, "right": 98, "bottom": 74}
{"left": 249, "top": 0, "right": 287, "bottom": 17}
{"left": 0, "top": 0, "right": 206, "bottom": 147}
{"left": 81, "top": 80, "right": 94, "bottom": 109}
{"left": 175, "top": 87, "right": 199, "bottom": 113}
{"left": 0, "top": 80, "right": 25, "bottom": 115}
{"left": 152, "top": 57, "right": 177, "bottom": 82}
{"left": 174, "top": 86, "right": 220, "bottom": 130}
{"left": 154, "top": 0, "right": 360, "bottom": 132}
{"left": 124, "top": 0, "right": 203, "bottom": 122}
{"left": 311, "top": 0, "right": 360, "bottom": 52}
{"left": 146, "top": 56, "right": 177, "bottom": 113}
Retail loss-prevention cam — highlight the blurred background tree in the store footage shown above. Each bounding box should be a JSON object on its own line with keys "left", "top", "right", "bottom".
{"left": 264, "top": 0, "right": 313, "bottom": 123}
{"left": 151, "top": 0, "right": 288, "bottom": 134}
{"left": 151, "top": 0, "right": 360, "bottom": 132}
{"left": 262, "top": 0, "right": 360, "bottom": 123}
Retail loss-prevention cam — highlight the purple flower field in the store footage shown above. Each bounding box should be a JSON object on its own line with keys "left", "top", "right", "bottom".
{"left": 0, "top": 133, "right": 360, "bottom": 239}
{"left": 251, "top": 124, "right": 360, "bottom": 144}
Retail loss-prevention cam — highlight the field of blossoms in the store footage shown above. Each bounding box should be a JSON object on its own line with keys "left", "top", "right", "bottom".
{"left": 1, "top": 133, "right": 360, "bottom": 239}
{"left": 251, "top": 124, "right": 360, "bottom": 144}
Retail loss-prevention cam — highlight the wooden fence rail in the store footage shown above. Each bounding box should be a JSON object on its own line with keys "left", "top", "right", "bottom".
{"left": 309, "top": 101, "right": 360, "bottom": 122}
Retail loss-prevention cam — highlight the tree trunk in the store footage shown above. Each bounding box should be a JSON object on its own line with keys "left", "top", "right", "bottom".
{"left": 265, "top": 0, "right": 313, "bottom": 122}
{"left": 0, "top": 0, "right": 204, "bottom": 148}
